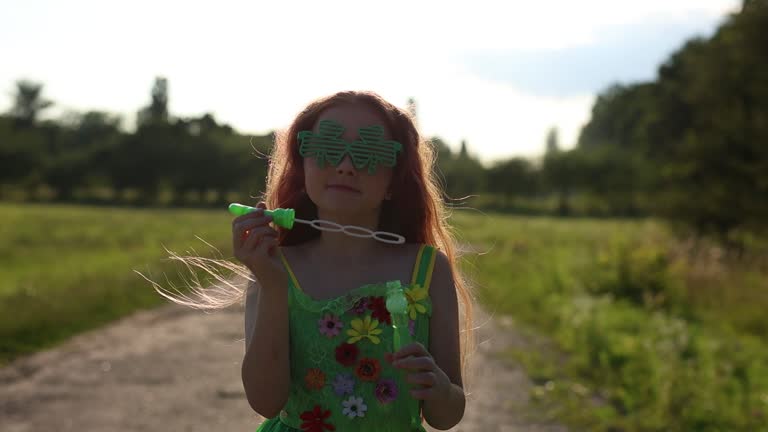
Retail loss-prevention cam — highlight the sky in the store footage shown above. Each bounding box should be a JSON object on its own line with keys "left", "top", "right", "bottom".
{"left": 0, "top": 0, "right": 741, "bottom": 164}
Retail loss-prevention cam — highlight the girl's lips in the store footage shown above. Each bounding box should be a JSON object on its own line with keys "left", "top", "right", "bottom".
{"left": 327, "top": 185, "right": 361, "bottom": 193}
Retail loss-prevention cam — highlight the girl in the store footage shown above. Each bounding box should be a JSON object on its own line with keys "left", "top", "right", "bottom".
{"left": 162, "top": 91, "right": 474, "bottom": 432}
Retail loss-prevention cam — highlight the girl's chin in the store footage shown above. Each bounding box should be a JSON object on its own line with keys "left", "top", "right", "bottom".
{"left": 317, "top": 203, "right": 363, "bottom": 216}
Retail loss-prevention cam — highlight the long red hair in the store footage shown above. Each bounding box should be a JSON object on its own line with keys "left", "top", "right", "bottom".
{"left": 264, "top": 91, "right": 474, "bottom": 377}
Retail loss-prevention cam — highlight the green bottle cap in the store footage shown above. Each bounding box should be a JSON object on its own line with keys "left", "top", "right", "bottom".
{"left": 265, "top": 208, "right": 295, "bottom": 229}
{"left": 227, "top": 203, "right": 295, "bottom": 230}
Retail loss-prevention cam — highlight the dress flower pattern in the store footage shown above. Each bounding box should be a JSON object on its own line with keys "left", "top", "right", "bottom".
{"left": 341, "top": 395, "right": 368, "bottom": 419}
{"left": 275, "top": 245, "right": 438, "bottom": 432}
{"left": 286, "top": 285, "right": 431, "bottom": 431}
{"left": 317, "top": 313, "right": 343, "bottom": 338}
{"left": 300, "top": 405, "right": 335, "bottom": 432}
{"left": 335, "top": 342, "right": 359, "bottom": 367}
{"left": 375, "top": 378, "right": 398, "bottom": 404}
{"left": 367, "top": 296, "right": 392, "bottom": 325}
{"left": 332, "top": 372, "right": 355, "bottom": 396}
{"left": 349, "top": 297, "right": 369, "bottom": 315}
{"left": 305, "top": 368, "right": 326, "bottom": 390}
{"left": 346, "top": 315, "right": 383, "bottom": 344}
{"left": 355, "top": 357, "right": 382, "bottom": 382}
{"left": 404, "top": 285, "right": 429, "bottom": 320}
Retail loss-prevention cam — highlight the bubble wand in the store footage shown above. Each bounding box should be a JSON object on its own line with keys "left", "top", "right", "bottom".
{"left": 385, "top": 280, "right": 412, "bottom": 351}
{"left": 385, "top": 280, "right": 422, "bottom": 424}
{"left": 228, "top": 203, "right": 405, "bottom": 245}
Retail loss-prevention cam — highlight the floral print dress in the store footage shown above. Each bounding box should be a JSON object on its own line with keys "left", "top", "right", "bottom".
{"left": 254, "top": 244, "right": 438, "bottom": 432}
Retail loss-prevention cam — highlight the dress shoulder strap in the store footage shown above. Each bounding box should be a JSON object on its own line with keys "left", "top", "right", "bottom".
{"left": 409, "top": 244, "right": 438, "bottom": 292}
{"left": 277, "top": 249, "right": 298, "bottom": 307}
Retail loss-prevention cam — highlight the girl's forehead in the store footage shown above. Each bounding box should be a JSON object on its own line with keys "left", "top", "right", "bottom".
{"left": 315, "top": 105, "right": 393, "bottom": 140}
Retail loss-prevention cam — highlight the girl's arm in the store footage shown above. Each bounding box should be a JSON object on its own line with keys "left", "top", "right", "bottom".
{"left": 423, "top": 252, "right": 466, "bottom": 429}
{"left": 242, "top": 274, "right": 291, "bottom": 418}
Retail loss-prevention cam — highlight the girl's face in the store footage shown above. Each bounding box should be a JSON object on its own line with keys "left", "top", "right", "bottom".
{"left": 303, "top": 103, "right": 394, "bottom": 222}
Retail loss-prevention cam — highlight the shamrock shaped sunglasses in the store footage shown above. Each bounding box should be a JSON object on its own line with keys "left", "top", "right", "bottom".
{"left": 298, "top": 119, "right": 403, "bottom": 174}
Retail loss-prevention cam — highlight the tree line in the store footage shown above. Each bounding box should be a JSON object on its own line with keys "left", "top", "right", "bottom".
{"left": 563, "top": 0, "right": 768, "bottom": 249}
{"left": 1, "top": 0, "right": 766, "bottom": 250}
{"left": 1, "top": 77, "right": 269, "bottom": 207}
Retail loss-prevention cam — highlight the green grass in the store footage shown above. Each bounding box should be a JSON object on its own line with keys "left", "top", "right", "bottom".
{"left": 450, "top": 210, "right": 768, "bottom": 431}
{"left": 3, "top": 204, "right": 768, "bottom": 430}
{"left": 0, "top": 203, "right": 234, "bottom": 364}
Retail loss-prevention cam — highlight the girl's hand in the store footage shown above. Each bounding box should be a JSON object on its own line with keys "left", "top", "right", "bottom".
{"left": 392, "top": 342, "right": 452, "bottom": 400}
{"left": 232, "top": 202, "right": 285, "bottom": 287}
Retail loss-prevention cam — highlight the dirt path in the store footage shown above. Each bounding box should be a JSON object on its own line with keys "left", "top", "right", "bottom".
{"left": 0, "top": 302, "right": 568, "bottom": 432}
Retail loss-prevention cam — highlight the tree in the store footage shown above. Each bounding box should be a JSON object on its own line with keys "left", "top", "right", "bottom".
{"left": 574, "top": 0, "right": 768, "bottom": 245}
{"left": 0, "top": 115, "right": 47, "bottom": 188}
{"left": 47, "top": 111, "right": 123, "bottom": 201}
{"left": 430, "top": 136, "right": 452, "bottom": 167}
{"left": 486, "top": 157, "right": 539, "bottom": 198}
{"left": 545, "top": 127, "right": 560, "bottom": 156}
{"left": 137, "top": 76, "right": 169, "bottom": 127}
{"left": 458, "top": 140, "right": 468, "bottom": 159}
{"left": 406, "top": 97, "right": 418, "bottom": 124}
{"left": 542, "top": 150, "right": 581, "bottom": 216}
{"left": 441, "top": 140, "right": 485, "bottom": 199}
{"left": 7, "top": 80, "right": 53, "bottom": 127}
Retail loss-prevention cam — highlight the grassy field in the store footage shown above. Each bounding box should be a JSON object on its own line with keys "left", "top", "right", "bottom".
{"left": 2, "top": 203, "right": 767, "bottom": 430}
{"left": 449, "top": 211, "right": 768, "bottom": 431}
{"left": 0, "top": 203, "right": 234, "bottom": 363}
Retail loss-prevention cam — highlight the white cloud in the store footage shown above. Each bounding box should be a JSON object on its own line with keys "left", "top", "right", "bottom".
{"left": 409, "top": 69, "right": 594, "bottom": 163}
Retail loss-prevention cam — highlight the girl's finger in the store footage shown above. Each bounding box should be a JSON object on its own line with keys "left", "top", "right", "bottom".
{"left": 231, "top": 202, "right": 269, "bottom": 246}
{"left": 233, "top": 213, "right": 272, "bottom": 232}
{"left": 243, "top": 227, "right": 277, "bottom": 250}
{"left": 393, "top": 342, "right": 429, "bottom": 360}
{"left": 405, "top": 371, "right": 436, "bottom": 387}
{"left": 262, "top": 236, "right": 280, "bottom": 257}
{"left": 232, "top": 207, "right": 264, "bottom": 225}
{"left": 257, "top": 233, "right": 279, "bottom": 254}
{"left": 393, "top": 356, "right": 434, "bottom": 371}
{"left": 234, "top": 215, "right": 273, "bottom": 239}
{"left": 233, "top": 216, "right": 271, "bottom": 248}
{"left": 267, "top": 237, "right": 278, "bottom": 257}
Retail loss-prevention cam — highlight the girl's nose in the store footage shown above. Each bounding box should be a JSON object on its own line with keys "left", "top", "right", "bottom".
{"left": 336, "top": 155, "right": 357, "bottom": 175}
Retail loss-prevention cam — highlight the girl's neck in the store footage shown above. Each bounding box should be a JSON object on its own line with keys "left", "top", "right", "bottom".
{"left": 310, "top": 232, "right": 381, "bottom": 262}
{"left": 310, "top": 207, "right": 384, "bottom": 261}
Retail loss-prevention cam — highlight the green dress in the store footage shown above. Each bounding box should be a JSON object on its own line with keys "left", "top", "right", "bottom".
{"left": 255, "top": 244, "right": 438, "bottom": 432}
